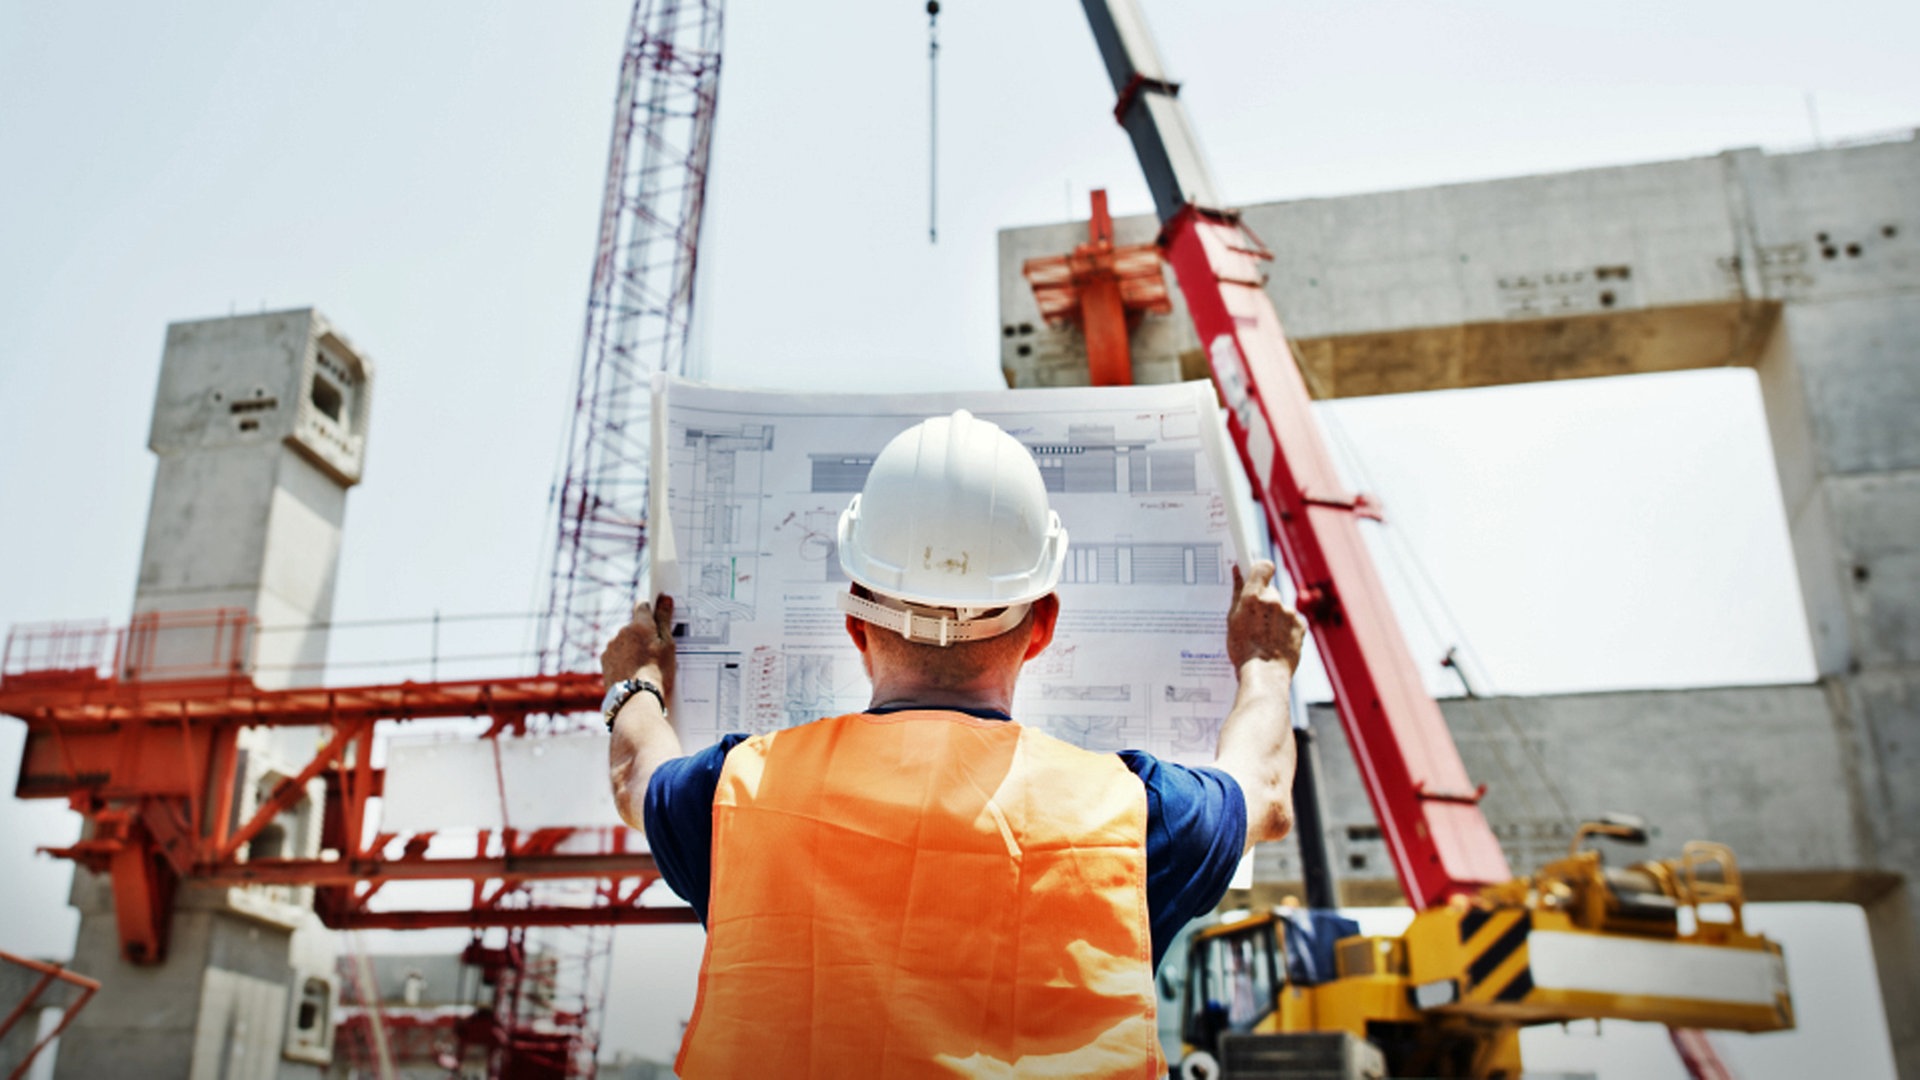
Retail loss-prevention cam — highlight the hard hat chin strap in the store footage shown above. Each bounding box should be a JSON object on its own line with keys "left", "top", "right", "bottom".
{"left": 837, "top": 590, "right": 1031, "bottom": 647}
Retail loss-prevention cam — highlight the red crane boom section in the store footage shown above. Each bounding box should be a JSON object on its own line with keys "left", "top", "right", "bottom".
{"left": 1074, "top": 0, "right": 1513, "bottom": 908}
{"left": 1164, "top": 208, "right": 1512, "bottom": 908}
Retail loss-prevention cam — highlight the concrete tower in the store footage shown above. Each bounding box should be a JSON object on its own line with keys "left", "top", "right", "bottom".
{"left": 56, "top": 309, "right": 371, "bottom": 1079}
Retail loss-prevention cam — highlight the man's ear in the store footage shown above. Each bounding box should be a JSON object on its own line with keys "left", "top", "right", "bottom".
{"left": 845, "top": 615, "right": 869, "bottom": 655}
{"left": 1022, "top": 593, "right": 1060, "bottom": 661}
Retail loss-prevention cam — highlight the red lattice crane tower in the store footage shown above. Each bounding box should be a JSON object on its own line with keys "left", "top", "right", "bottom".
{"left": 543, "top": 0, "right": 725, "bottom": 679}
{"left": 527, "top": 0, "right": 725, "bottom": 1073}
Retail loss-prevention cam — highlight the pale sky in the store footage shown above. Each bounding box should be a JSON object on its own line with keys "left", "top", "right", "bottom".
{"left": 1, "top": 0, "right": 1914, "bottom": 1075}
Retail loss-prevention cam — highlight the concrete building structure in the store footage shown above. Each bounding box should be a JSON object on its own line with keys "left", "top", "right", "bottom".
{"left": 999, "top": 132, "right": 1920, "bottom": 1075}
{"left": 54, "top": 310, "right": 371, "bottom": 1079}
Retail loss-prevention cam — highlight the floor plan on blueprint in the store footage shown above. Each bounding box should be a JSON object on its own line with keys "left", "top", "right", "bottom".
{"left": 650, "top": 378, "right": 1252, "bottom": 766}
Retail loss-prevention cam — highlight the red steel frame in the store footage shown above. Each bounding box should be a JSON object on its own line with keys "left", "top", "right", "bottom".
{"left": 1162, "top": 205, "right": 1513, "bottom": 908}
{"left": 1, "top": 615, "right": 694, "bottom": 966}
{"left": 0, "top": 950, "right": 99, "bottom": 1080}
{"left": 1022, "top": 188, "right": 1172, "bottom": 387}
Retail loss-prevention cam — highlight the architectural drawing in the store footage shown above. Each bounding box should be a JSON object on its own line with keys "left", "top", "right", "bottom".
{"left": 655, "top": 378, "right": 1247, "bottom": 764}
{"left": 668, "top": 422, "right": 773, "bottom": 645}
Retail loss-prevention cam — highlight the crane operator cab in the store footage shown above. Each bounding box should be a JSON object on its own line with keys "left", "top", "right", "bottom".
{"left": 1175, "top": 815, "right": 1795, "bottom": 1080}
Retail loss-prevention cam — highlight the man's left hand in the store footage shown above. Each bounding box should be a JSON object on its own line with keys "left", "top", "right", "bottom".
{"left": 601, "top": 595, "right": 677, "bottom": 696}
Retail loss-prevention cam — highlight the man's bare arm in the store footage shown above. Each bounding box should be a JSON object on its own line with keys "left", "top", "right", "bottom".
{"left": 604, "top": 596, "right": 683, "bottom": 832}
{"left": 1213, "top": 560, "right": 1307, "bottom": 852}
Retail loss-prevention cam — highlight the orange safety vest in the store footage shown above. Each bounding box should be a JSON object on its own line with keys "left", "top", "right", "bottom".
{"left": 677, "top": 709, "right": 1164, "bottom": 1080}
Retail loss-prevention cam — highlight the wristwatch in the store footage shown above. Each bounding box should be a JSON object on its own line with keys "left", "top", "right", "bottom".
{"left": 602, "top": 677, "right": 668, "bottom": 731}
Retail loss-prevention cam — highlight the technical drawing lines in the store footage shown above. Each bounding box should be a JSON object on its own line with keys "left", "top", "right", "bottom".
{"left": 672, "top": 420, "right": 774, "bottom": 644}
{"left": 772, "top": 508, "right": 847, "bottom": 581}
{"left": 1037, "top": 715, "right": 1131, "bottom": 753}
{"left": 808, "top": 421, "right": 1201, "bottom": 497}
{"left": 1062, "top": 542, "right": 1223, "bottom": 586}
{"left": 1170, "top": 716, "right": 1224, "bottom": 756}
{"left": 809, "top": 452, "right": 876, "bottom": 493}
{"left": 677, "top": 651, "right": 744, "bottom": 736}
{"left": 1028, "top": 424, "right": 1198, "bottom": 495}
{"left": 1041, "top": 684, "right": 1133, "bottom": 702}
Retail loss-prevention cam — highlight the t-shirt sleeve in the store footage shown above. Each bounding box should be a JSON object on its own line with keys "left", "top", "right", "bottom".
{"left": 642, "top": 734, "right": 748, "bottom": 924}
{"left": 1116, "top": 749, "right": 1248, "bottom": 969}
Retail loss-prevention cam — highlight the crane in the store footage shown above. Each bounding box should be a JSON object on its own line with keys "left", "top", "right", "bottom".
{"left": 534, "top": 0, "right": 724, "bottom": 1070}
{"left": 1066, "top": 1, "right": 1793, "bottom": 1075}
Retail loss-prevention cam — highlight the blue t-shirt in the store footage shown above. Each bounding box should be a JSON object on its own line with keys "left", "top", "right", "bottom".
{"left": 643, "top": 707, "right": 1247, "bottom": 970}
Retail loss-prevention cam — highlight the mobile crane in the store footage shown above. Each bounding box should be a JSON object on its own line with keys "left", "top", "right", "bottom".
{"left": 1068, "top": 2, "right": 1794, "bottom": 1075}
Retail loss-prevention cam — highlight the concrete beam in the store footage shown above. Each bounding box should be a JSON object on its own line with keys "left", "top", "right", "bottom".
{"left": 998, "top": 134, "right": 1916, "bottom": 399}
{"left": 1261, "top": 686, "right": 1864, "bottom": 898}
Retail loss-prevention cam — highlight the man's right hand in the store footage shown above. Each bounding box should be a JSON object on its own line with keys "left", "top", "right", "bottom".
{"left": 1227, "top": 560, "right": 1305, "bottom": 674}
{"left": 1215, "top": 560, "right": 1305, "bottom": 849}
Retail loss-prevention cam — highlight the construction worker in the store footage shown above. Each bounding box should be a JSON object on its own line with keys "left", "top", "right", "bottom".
{"left": 603, "top": 409, "right": 1305, "bottom": 1078}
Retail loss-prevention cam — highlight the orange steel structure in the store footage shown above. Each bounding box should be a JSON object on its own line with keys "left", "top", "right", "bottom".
{"left": 1021, "top": 188, "right": 1172, "bottom": 386}
{"left": 0, "top": 610, "right": 695, "bottom": 968}
{"left": 0, "top": 950, "right": 99, "bottom": 1080}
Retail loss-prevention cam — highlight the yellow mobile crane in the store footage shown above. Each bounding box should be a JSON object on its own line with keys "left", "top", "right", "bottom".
{"left": 1176, "top": 821, "right": 1789, "bottom": 1077}
{"left": 1064, "top": 2, "right": 1795, "bottom": 1075}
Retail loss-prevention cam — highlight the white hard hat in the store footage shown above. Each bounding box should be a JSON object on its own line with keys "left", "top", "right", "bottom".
{"left": 836, "top": 409, "right": 1068, "bottom": 646}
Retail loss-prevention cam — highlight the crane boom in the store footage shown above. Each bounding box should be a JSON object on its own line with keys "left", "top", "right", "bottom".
{"left": 1077, "top": 0, "right": 1511, "bottom": 909}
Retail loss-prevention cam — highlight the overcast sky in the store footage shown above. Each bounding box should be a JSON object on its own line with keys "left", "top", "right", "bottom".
{"left": 1, "top": 0, "right": 1913, "bottom": 1074}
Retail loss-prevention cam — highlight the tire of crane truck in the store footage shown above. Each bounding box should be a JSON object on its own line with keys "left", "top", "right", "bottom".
{"left": 1210, "top": 1031, "right": 1386, "bottom": 1079}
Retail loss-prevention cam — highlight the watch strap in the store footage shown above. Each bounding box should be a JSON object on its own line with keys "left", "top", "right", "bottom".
{"left": 604, "top": 677, "right": 668, "bottom": 731}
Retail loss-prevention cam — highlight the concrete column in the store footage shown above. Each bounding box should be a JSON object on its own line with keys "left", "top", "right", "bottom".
{"left": 1738, "top": 138, "right": 1920, "bottom": 1077}
{"left": 55, "top": 310, "right": 371, "bottom": 1080}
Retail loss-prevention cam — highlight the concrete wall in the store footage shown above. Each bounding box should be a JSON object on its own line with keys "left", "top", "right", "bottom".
{"left": 1254, "top": 686, "right": 1863, "bottom": 903}
{"left": 56, "top": 902, "right": 297, "bottom": 1080}
{"left": 999, "top": 132, "right": 1920, "bottom": 1073}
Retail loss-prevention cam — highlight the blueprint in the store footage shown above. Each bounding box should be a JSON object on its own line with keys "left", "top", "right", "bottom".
{"left": 651, "top": 378, "right": 1252, "bottom": 766}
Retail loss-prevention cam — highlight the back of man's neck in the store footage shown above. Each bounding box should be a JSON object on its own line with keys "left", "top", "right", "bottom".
{"left": 867, "top": 685, "right": 1013, "bottom": 715}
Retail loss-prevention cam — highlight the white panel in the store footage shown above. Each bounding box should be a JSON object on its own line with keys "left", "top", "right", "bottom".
{"left": 382, "top": 733, "right": 620, "bottom": 832}
{"left": 500, "top": 734, "right": 622, "bottom": 829}
{"left": 380, "top": 738, "right": 506, "bottom": 831}
{"left": 1526, "top": 930, "right": 1784, "bottom": 1006}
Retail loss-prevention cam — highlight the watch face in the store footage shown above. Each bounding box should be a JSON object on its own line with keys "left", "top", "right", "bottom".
{"left": 601, "top": 681, "right": 631, "bottom": 717}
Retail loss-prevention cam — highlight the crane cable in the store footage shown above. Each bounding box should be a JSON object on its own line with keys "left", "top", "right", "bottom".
{"left": 1300, "top": 372, "right": 1577, "bottom": 831}
{"left": 927, "top": 1, "right": 940, "bottom": 244}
